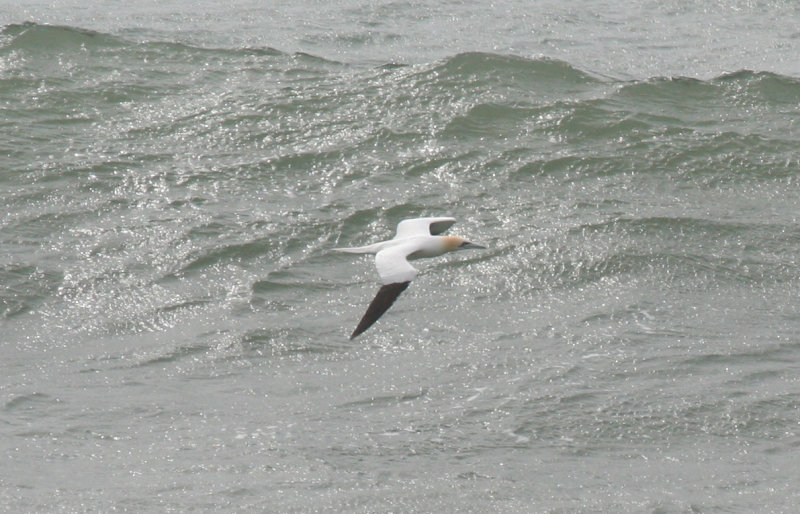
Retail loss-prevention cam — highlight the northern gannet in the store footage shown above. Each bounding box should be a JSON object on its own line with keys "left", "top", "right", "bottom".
{"left": 334, "top": 217, "right": 485, "bottom": 339}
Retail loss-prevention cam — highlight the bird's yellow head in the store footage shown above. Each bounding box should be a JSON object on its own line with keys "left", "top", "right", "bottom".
{"left": 443, "top": 236, "right": 486, "bottom": 252}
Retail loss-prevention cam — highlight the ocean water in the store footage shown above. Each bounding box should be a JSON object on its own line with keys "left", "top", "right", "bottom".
{"left": 2, "top": 2, "right": 800, "bottom": 512}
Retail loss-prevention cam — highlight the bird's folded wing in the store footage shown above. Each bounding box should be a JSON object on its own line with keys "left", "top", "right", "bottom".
{"left": 394, "top": 217, "right": 456, "bottom": 239}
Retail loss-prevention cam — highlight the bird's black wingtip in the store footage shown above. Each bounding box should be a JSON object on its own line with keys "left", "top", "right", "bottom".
{"left": 348, "top": 281, "right": 411, "bottom": 339}
{"left": 349, "top": 322, "right": 368, "bottom": 340}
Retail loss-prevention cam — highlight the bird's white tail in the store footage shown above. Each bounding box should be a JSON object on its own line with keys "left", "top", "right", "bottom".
{"left": 332, "top": 241, "right": 388, "bottom": 254}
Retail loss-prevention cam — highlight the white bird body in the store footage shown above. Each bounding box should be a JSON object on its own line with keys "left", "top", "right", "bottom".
{"left": 334, "top": 217, "right": 484, "bottom": 338}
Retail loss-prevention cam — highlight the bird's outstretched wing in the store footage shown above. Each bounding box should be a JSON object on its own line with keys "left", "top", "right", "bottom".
{"left": 350, "top": 244, "right": 419, "bottom": 339}
{"left": 350, "top": 281, "right": 411, "bottom": 339}
{"left": 394, "top": 217, "right": 455, "bottom": 239}
{"left": 375, "top": 243, "right": 418, "bottom": 284}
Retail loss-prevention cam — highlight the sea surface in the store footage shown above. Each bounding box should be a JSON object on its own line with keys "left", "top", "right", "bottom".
{"left": 2, "top": 1, "right": 800, "bottom": 512}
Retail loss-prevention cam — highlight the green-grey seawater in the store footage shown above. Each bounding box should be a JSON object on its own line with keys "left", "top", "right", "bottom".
{"left": 2, "top": 9, "right": 800, "bottom": 512}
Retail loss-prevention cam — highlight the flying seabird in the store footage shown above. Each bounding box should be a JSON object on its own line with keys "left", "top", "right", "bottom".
{"left": 334, "top": 217, "right": 485, "bottom": 339}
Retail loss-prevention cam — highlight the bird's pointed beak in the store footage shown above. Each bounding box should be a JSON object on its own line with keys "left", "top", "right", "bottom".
{"left": 461, "top": 242, "right": 486, "bottom": 250}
